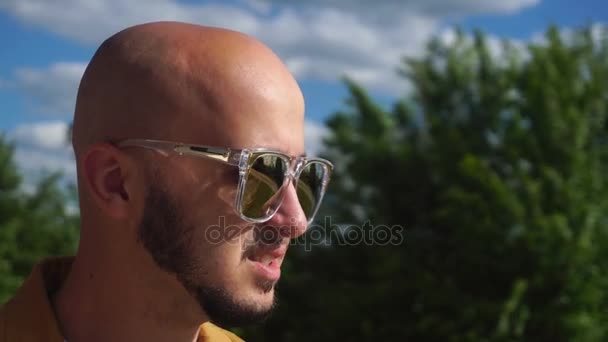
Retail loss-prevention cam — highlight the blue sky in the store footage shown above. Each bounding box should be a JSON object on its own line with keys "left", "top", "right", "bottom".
{"left": 0, "top": 0, "right": 606, "bottom": 186}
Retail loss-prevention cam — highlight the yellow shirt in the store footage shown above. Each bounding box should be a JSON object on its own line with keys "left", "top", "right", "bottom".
{"left": 0, "top": 257, "right": 243, "bottom": 342}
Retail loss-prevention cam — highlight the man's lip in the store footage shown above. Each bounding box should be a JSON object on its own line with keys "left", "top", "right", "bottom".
{"left": 246, "top": 245, "right": 287, "bottom": 261}
{"left": 248, "top": 258, "right": 282, "bottom": 281}
{"left": 246, "top": 245, "right": 287, "bottom": 281}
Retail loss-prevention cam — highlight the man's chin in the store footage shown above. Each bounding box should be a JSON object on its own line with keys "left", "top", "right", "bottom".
{"left": 251, "top": 288, "right": 276, "bottom": 311}
{"left": 189, "top": 284, "right": 277, "bottom": 327}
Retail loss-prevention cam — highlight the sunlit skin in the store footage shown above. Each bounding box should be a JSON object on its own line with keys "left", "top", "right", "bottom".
{"left": 53, "top": 22, "right": 308, "bottom": 342}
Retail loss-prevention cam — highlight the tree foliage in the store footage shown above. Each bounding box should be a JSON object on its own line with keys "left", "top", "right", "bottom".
{"left": 0, "top": 136, "right": 79, "bottom": 303}
{"left": 243, "top": 26, "right": 608, "bottom": 341}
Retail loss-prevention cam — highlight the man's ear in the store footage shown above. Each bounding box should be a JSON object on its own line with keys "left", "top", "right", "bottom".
{"left": 81, "top": 142, "right": 139, "bottom": 219}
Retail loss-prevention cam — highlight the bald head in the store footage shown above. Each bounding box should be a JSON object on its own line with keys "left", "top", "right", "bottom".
{"left": 72, "top": 21, "right": 304, "bottom": 156}
{"left": 71, "top": 20, "right": 307, "bottom": 251}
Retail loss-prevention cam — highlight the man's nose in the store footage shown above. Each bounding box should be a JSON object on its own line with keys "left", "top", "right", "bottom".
{"left": 266, "top": 182, "right": 308, "bottom": 239}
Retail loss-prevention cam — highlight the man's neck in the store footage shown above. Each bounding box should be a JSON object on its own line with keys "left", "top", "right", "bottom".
{"left": 51, "top": 253, "right": 207, "bottom": 342}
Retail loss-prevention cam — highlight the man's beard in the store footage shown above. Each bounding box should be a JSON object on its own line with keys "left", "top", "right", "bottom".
{"left": 137, "top": 181, "right": 276, "bottom": 327}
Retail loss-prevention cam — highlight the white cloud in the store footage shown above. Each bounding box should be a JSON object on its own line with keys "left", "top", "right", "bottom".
{"left": 260, "top": 0, "right": 539, "bottom": 19}
{"left": 13, "top": 62, "right": 86, "bottom": 117}
{"left": 242, "top": 0, "right": 272, "bottom": 14}
{"left": 14, "top": 147, "right": 75, "bottom": 177}
{"left": 438, "top": 27, "right": 527, "bottom": 61}
{"left": 0, "top": 0, "right": 540, "bottom": 95}
{"left": 9, "top": 121, "right": 76, "bottom": 188}
{"left": 12, "top": 120, "right": 70, "bottom": 151}
{"left": 305, "top": 120, "right": 328, "bottom": 156}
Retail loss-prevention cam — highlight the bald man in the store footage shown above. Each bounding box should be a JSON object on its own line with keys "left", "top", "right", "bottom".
{"left": 0, "top": 22, "right": 333, "bottom": 341}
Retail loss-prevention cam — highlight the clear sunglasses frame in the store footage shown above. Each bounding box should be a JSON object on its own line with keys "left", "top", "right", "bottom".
{"left": 117, "top": 139, "right": 333, "bottom": 224}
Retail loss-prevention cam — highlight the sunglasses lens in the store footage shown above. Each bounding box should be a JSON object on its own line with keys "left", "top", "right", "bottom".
{"left": 241, "top": 154, "right": 288, "bottom": 220}
{"left": 296, "top": 161, "right": 328, "bottom": 222}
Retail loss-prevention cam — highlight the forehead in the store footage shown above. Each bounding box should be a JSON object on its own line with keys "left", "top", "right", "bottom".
{"left": 158, "top": 36, "right": 306, "bottom": 154}
{"left": 226, "top": 111, "right": 305, "bottom": 155}
{"left": 168, "top": 95, "right": 305, "bottom": 157}
{"left": 176, "top": 78, "right": 304, "bottom": 155}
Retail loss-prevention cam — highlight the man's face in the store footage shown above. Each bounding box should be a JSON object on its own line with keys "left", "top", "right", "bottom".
{"left": 135, "top": 91, "right": 307, "bottom": 326}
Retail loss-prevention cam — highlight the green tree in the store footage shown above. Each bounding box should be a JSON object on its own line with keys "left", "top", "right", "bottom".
{"left": 0, "top": 137, "right": 79, "bottom": 303}
{"left": 243, "top": 26, "right": 608, "bottom": 341}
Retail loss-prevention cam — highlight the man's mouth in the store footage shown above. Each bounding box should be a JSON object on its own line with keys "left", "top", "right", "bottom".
{"left": 250, "top": 254, "right": 277, "bottom": 266}
{"left": 246, "top": 246, "right": 286, "bottom": 281}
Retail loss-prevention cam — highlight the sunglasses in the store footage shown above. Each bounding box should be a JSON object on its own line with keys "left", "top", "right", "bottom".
{"left": 117, "top": 139, "right": 333, "bottom": 224}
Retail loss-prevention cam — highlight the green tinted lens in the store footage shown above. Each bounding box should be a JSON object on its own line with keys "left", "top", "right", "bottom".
{"left": 241, "top": 154, "right": 288, "bottom": 219}
{"left": 296, "top": 161, "right": 327, "bottom": 221}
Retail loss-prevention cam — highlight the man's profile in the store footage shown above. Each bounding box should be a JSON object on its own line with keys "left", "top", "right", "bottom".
{"left": 0, "top": 21, "right": 332, "bottom": 341}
